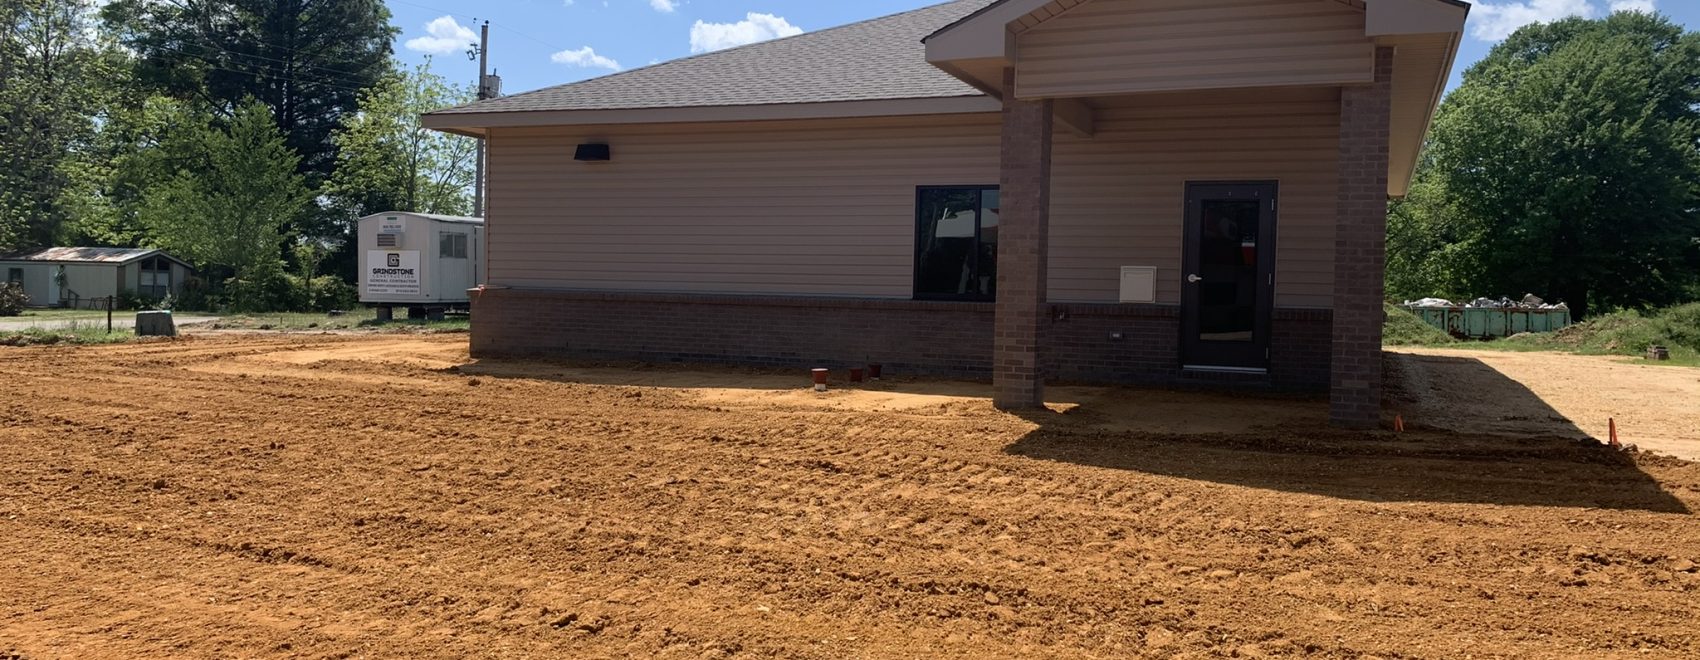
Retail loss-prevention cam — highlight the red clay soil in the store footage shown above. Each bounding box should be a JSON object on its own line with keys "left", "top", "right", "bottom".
{"left": 2, "top": 335, "right": 1699, "bottom": 659}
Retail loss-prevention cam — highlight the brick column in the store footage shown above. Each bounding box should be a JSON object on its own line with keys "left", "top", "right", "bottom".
{"left": 993, "top": 67, "right": 1054, "bottom": 409}
{"left": 1330, "top": 47, "right": 1394, "bottom": 428}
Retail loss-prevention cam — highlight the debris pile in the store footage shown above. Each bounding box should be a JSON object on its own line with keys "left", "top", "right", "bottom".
{"left": 1401, "top": 293, "right": 1569, "bottom": 310}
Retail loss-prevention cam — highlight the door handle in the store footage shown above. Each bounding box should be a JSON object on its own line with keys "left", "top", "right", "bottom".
{"left": 1186, "top": 274, "right": 1204, "bottom": 283}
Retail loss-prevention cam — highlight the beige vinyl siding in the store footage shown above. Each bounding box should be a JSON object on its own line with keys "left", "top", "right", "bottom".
{"left": 488, "top": 94, "right": 1340, "bottom": 308}
{"left": 486, "top": 115, "right": 1001, "bottom": 297}
{"left": 1048, "top": 87, "right": 1340, "bottom": 307}
{"left": 1015, "top": 0, "right": 1372, "bottom": 99}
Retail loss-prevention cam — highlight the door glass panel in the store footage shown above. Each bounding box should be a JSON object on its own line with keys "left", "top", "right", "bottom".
{"left": 1196, "top": 199, "right": 1260, "bottom": 342}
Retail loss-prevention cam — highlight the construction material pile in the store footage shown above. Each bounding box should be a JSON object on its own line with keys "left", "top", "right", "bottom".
{"left": 1402, "top": 293, "right": 1569, "bottom": 310}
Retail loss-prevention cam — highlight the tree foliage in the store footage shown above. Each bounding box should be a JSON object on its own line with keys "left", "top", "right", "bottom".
{"left": 139, "top": 101, "right": 310, "bottom": 304}
{"left": 0, "top": 0, "right": 111, "bottom": 251}
{"left": 1390, "top": 11, "right": 1700, "bottom": 317}
{"left": 101, "top": 0, "right": 397, "bottom": 189}
{"left": 327, "top": 59, "right": 476, "bottom": 219}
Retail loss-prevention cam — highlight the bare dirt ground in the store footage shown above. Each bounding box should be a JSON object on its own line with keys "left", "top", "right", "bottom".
{"left": 3, "top": 335, "right": 1699, "bottom": 659}
{"left": 1390, "top": 347, "right": 1700, "bottom": 461}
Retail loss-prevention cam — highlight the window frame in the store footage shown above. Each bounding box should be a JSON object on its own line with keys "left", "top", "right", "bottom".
{"left": 6, "top": 267, "right": 21, "bottom": 284}
{"left": 138, "top": 257, "right": 171, "bottom": 298}
{"left": 439, "top": 231, "right": 469, "bottom": 259}
{"left": 913, "top": 185, "right": 1000, "bottom": 302}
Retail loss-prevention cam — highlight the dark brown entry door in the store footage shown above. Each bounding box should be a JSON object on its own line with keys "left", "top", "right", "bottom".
{"left": 1180, "top": 182, "right": 1277, "bottom": 371}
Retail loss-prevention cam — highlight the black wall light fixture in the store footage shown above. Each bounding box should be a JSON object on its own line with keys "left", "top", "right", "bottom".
{"left": 574, "top": 143, "right": 611, "bottom": 162}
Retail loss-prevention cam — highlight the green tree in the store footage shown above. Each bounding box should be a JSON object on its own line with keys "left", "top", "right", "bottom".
{"left": 0, "top": 0, "right": 110, "bottom": 251}
{"left": 139, "top": 101, "right": 310, "bottom": 307}
{"left": 1392, "top": 11, "right": 1700, "bottom": 317}
{"left": 327, "top": 59, "right": 476, "bottom": 219}
{"left": 101, "top": 0, "right": 396, "bottom": 183}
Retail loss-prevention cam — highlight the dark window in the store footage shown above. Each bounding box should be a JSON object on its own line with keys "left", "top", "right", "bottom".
{"left": 6, "top": 268, "right": 21, "bottom": 283}
{"left": 915, "top": 186, "right": 999, "bottom": 301}
{"left": 139, "top": 257, "right": 171, "bottom": 298}
{"left": 439, "top": 232, "right": 468, "bottom": 259}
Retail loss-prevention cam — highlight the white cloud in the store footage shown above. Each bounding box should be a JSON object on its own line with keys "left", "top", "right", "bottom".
{"left": 1468, "top": 0, "right": 1657, "bottom": 41}
{"left": 689, "top": 13, "right": 803, "bottom": 53}
{"left": 404, "top": 16, "right": 477, "bottom": 55}
{"left": 1608, "top": 0, "right": 1656, "bottom": 12}
{"left": 650, "top": 0, "right": 677, "bottom": 12}
{"left": 551, "top": 46, "right": 623, "bottom": 71}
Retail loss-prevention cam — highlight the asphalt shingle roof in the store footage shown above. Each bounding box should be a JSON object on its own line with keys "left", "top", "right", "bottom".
{"left": 429, "top": 0, "right": 999, "bottom": 116}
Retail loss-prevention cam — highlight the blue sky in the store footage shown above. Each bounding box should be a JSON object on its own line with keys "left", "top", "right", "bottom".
{"left": 384, "top": 0, "right": 1699, "bottom": 101}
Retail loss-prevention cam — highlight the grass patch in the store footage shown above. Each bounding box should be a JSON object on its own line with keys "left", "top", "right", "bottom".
{"left": 196, "top": 308, "right": 469, "bottom": 333}
{"left": 1382, "top": 303, "right": 1458, "bottom": 346}
{"left": 1494, "top": 303, "right": 1700, "bottom": 365}
{"left": 0, "top": 322, "right": 135, "bottom": 347}
{"left": 7, "top": 308, "right": 123, "bottom": 321}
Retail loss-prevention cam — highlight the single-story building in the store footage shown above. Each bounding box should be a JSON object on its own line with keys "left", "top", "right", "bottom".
{"left": 422, "top": 0, "right": 1469, "bottom": 427}
{"left": 0, "top": 247, "right": 193, "bottom": 308}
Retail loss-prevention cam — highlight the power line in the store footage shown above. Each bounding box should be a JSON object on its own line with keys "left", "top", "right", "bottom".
{"left": 152, "top": 42, "right": 382, "bottom": 91}
{"left": 146, "top": 44, "right": 378, "bottom": 96}
{"left": 174, "top": 38, "right": 387, "bottom": 83}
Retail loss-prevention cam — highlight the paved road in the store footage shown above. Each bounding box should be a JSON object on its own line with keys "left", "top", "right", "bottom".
{"left": 0, "top": 314, "right": 218, "bottom": 332}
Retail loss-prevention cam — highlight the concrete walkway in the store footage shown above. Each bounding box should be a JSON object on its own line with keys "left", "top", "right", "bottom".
{"left": 0, "top": 314, "right": 218, "bottom": 332}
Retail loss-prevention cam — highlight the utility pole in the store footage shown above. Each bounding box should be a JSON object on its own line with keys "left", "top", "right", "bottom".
{"left": 472, "top": 20, "right": 490, "bottom": 220}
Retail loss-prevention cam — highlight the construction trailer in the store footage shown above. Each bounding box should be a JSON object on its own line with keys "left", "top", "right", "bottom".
{"left": 357, "top": 212, "right": 484, "bottom": 319}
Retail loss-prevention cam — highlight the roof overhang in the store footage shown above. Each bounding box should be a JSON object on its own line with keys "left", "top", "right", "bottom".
{"left": 923, "top": 0, "right": 1468, "bottom": 197}
{"left": 422, "top": 96, "right": 1002, "bottom": 137}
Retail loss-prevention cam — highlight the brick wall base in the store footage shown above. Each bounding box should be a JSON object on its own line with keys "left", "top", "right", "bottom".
{"left": 471, "top": 288, "right": 1332, "bottom": 392}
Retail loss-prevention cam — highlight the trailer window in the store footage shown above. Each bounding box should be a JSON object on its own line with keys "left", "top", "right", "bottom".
{"left": 6, "top": 268, "right": 20, "bottom": 283}
{"left": 439, "top": 232, "right": 469, "bottom": 259}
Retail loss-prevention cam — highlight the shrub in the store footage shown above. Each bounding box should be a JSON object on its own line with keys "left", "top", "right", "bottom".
{"left": 291, "top": 274, "right": 357, "bottom": 312}
{"left": 0, "top": 282, "right": 27, "bottom": 316}
{"left": 223, "top": 269, "right": 297, "bottom": 313}
{"left": 173, "top": 276, "right": 210, "bottom": 312}
{"left": 116, "top": 289, "right": 148, "bottom": 311}
{"left": 1655, "top": 302, "right": 1700, "bottom": 352}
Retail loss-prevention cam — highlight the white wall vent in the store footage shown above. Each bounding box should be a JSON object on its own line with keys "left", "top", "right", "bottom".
{"left": 1119, "top": 266, "right": 1156, "bottom": 303}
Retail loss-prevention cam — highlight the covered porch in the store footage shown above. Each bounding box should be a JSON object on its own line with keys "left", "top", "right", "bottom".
{"left": 923, "top": 0, "right": 1468, "bottom": 427}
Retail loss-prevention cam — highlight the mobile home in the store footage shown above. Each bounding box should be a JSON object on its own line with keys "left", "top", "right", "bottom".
{"left": 0, "top": 247, "right": 192, "bottom": 308}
